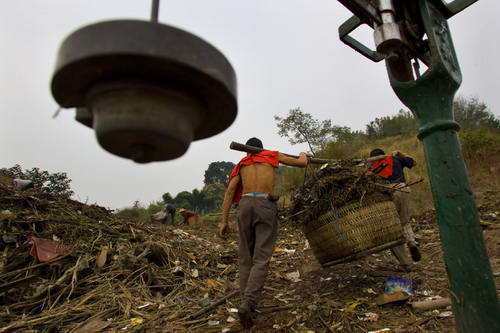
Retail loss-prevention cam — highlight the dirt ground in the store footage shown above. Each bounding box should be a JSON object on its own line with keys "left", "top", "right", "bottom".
{"left": 1, "top": 186, "right": 499, "bottom": 333}
{"left": 166, "top": 199, "right": 500, "bottom": 333}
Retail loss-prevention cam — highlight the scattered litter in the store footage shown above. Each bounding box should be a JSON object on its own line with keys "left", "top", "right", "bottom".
{"left": 376, "top": 291, "right": 409, "bottom": 305}
{"left": 384, "top": 276, "right": 413, "bottom": 296}
{"left": 191, "top": 268, "right": 199, "bottom": 278}
{"left": 411, "top": 297, "right": 451, "bottom": 311}
{"left": 229, "top": 308, "right": 239, "bottom": 313}
{"left": 285, "top": 271, "right": 302, "bottom": 283}
{"left": 221, "top": 329, "right": 231, "bottom": 333}
{"left": 0, "top": 209, "right": 16, "bottom": 221}
{"left": 359, "top": 312, "right": 379, "bottom": 322}
{"left": 206, "top": 279, "right": 220, "bottom": 288}
{"left": 226, "top": 316, "right": 236, "bottom": 323}
{"left": 28, "top": 236, "right": 70, "bottom": 262}
{"left": 345, "top": 301, "right": 362, "bottom": 312}
{"left": 208, "top": 320, "right": 220, "bottom": 326}
{"left": 438, "top": 311, "right": 454, "bottom": 318}
{"left": 418, "top": 290, "right": 433, "bottom": 296}
{"left": 130, "top": 318, "right": 143, "bottom": 325}
{"left": 137, "top": 303, "right": 151, "bottom": 309}
{"left": 366, "top": 288, "right": 377, "bottom": 295}
{"left": 368, "top": 329, "right": 392, "bottom": 333}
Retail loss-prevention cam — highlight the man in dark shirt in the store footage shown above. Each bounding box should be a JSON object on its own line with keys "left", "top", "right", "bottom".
{"left": 370, "top": 148, "right": 421, "bottom": 271}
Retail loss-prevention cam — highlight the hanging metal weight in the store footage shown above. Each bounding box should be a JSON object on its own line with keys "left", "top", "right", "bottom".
{"left": 51, "top": 20, "right": 237, "bottom": 163}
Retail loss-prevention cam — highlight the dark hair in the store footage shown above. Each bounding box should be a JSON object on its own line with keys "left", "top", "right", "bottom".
{"left": 369, "top": 148, "right": 385, "bottom": 157}
{"left": 246, "top": 137, "right": 263, "bottom": 148}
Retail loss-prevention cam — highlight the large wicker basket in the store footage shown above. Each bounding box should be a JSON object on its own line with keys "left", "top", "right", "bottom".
{"left": 304, "top": 197, "right": 404, "bottom": 267}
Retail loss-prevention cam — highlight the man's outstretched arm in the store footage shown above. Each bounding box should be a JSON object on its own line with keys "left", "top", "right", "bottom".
{"left": 219, "top": 174, "right": 240, "bottom": 237}
{"left": 278, "top": 152, "right": 308, "bottom": 167}
{"left": 392, "top": 150, "right": 417, "bottom": 166}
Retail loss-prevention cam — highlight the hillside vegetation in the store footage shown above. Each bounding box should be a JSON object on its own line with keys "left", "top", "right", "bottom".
{"left": 275, "top": 97, "right": 500, "bottom": 216}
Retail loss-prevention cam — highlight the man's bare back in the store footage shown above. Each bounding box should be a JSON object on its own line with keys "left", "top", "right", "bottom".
{"left": 240, "top": 163, "right": 275, "bottom": 194}
{"left": 239, "top": 153, "right": 308, "bottom": 194}
{"left": 219, "top": 152, "right": 308, "bottom": 236}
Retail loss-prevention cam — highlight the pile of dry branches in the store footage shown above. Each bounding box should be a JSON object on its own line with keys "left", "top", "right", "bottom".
{"left": 0, "top": 184, "right": 238, "bottom": 332}
{"left": 289, "top": 160, "right": 392, "bottom": 225}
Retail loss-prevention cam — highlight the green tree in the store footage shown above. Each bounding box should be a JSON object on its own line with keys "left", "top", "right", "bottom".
{"left": 453, "top": 96, "right": 500, "bottom": 130}
{"left": 366, "top": 110, "right": 417, "bottom": 139}
{"left": 0, "top": 164, "right": 74, "bottom": 197}
{"left": 203, "top": 161, "right": 235, "bottom": 186}
{"left": 188, "top": 189, "right": 207, "bottom": 213}
{"left": 173, "top": 191, "right": 193, "bottom": 211}
{"left": 274, "top": 108, "right": 349, "bottom": 154}
{"left": 162, "top": 192, "right": 174, "bottom": 204}
{"left": 203, "top": 183, "right": 226, "bottom": 212}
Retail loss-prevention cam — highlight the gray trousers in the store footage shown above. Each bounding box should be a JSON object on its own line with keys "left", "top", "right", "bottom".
{"left": 237, "top": 197, "right": 278, "bottom": 309}
{"left": 390, "top": 185, "right": 415, "bottom": 265}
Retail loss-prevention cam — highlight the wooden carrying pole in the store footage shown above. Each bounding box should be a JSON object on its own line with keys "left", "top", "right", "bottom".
{"left": 230, "top": 142, "right": 337, "bottom": 165}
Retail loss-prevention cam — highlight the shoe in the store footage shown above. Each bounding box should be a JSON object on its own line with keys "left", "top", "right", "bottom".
{"left": 408, "top": 242, "right": 421, "bottom": 262}
{"left": 237, "top": 304, "right": 254, "bottom": 329}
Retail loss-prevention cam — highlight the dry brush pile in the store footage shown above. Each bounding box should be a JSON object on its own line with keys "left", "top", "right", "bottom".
{"left": 0, "top": 184, "right": 239, "bottom": 332}
{"left": 288, "top": 160, "right": 393, "bottom": 225}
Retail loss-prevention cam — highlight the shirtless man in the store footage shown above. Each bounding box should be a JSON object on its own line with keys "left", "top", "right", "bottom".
{"left": 219, "top": 137, "right": 308, "bottom": 329}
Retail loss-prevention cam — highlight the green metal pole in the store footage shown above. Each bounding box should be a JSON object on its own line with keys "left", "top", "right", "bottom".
{"left": 387, "top": 1, "right": 500, "bottom": 332}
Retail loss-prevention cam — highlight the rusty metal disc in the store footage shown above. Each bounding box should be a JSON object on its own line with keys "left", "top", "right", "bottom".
{"left": 51, "top": 20, "right": 237, "bottom": 162}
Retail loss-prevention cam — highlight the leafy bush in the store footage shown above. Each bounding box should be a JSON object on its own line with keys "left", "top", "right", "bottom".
{"left": 0, "top": 164, "right": 74, "bottom": 197}
{"left": 454, "top": 96, "right": 500, "bottom": 130}
{"left": 460, "top": 127, "right": 500, "bottom": 159}
{"left": 115, "top": 200, "right": 166, "bottom": 225}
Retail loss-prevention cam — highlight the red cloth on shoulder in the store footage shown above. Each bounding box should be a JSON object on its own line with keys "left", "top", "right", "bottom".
{"left": 229, "top": 151, "right": 279, "bottom": 203}
{"left": 370, "top": 156, "right": 394, "bottom": 179}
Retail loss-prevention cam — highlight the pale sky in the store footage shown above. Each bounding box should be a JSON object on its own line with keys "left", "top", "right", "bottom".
{"left": 1, "top": 1, "right": 498, "bottom": 209}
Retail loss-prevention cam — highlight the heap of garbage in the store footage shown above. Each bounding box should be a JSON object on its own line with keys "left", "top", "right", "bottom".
{"left": 0, "top": 184, "right": 238, "bottom": 332}
{"left": 2, "top": 179, "right": 497, "bottom": 332}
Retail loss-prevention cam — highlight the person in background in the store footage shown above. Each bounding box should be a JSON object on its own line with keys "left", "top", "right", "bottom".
{"left": 369, "top": 148, "right": 421, "bottom": 271}
{"left": 165, "top": 204, "right": 176, "bottom": 225}
{"left": 218, "top": 137, "right": 308, "bottom": 329}
{"left": 178, "top": 208, "right": 198, "bottom": 226}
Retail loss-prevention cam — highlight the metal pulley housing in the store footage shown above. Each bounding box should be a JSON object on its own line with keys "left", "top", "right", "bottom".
{"left": 51, "top": 20, "right": 237, "bottom": 163}
{"left": 373, "top": 0, "right": 404, "bottom": 60}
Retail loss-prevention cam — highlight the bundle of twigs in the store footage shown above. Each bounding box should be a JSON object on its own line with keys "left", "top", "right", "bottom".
{"left": 289, "top": 160, "right": 392, "bottom": 225}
